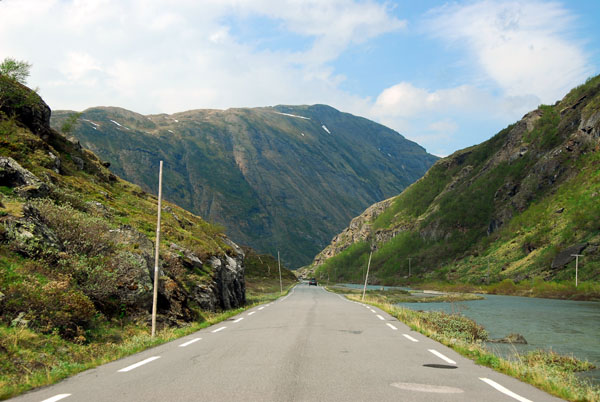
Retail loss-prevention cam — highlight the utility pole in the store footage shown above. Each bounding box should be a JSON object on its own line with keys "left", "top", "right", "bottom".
{"left": 151, "top": 161, "right": 163, "bottom": 337}
{"left": 278, "top": 250, "right": 283, "bottom": 294}
{"left": 407, "top": 257, "right": 412, "bottom": 278}
{"left": 571, "top": 254, "right": 583, "bottom": 287}
{"left": 362, "top": 250, "right": 373, "bottom": 301}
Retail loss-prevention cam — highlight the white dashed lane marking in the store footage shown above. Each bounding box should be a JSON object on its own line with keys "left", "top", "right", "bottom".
{"left": 178, "top": 338, "right": 201, "bottom": 347}
{"left": 234, "top": 317, "right": 244, "bottom": 323}
{"left": 402, "top": 334, "right": 419, "bottom": 342}
{"left": 376, "top": 314, "right": 385, "bottom": 321}
{"left": 248, "top": 311, "right": 256, "bottom": 316}
{"left": 258, "top": 306, "right": 265, "bottom": 310}
{"left": 386, "top": 323, "right": 398, "bottom": 330}
{"left": 428, "top": 349, "right": 456, "bottom": 365}
{"left": 118, "top": 356, "right": 161, "bottom": 372}
{"left": 212, "top": 326, "right": 227, "bottom": 333}
{"left": 41, "top": 395, "right": 71, "bottom": 402}
{"left": 479, "top": 378, "right": 533, "bottom": 402}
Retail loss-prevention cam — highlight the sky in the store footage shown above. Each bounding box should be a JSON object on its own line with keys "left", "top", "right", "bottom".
{"left": 1, "top": 0, "right": 599, "bottom": 156}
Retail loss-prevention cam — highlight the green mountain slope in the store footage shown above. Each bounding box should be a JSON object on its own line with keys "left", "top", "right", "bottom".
{"left": 50, "top": 105, "right": 438, "bottom": 268}
{"left": 310, "top": 76, "right": 600, "bottom": 287}
{"left": 0, "top": 74, "right": 246, "bottom": 340}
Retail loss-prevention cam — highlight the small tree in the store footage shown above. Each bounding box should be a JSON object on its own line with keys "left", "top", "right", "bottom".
{"left": 0, "top": 57, "right": 31, "bottom": 84}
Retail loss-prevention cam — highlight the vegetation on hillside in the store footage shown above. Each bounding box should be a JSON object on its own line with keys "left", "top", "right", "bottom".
{"left": 313, "top": 75, "right": 600, "bottom": 293}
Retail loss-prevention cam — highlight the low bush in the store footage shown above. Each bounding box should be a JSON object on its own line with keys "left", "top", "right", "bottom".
{"left": 2, "top": 274, "right": 96, "bottom": 339}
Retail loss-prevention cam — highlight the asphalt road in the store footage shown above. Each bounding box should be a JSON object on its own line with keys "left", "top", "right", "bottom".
{"left": 12, "top": 284, "right": 564, "bottom": 402}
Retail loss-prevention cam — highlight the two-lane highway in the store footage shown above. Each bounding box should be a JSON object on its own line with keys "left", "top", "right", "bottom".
{"left": 13, "top": 284, "right": 563, "bottom": 401}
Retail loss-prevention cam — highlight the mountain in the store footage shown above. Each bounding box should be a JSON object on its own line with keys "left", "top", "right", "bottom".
{"left": 308, "top": 75, "right": 600, "bottom": 285}
{"left": 50, "top": 105, "right": 438, "bottom": 268}
{"left": 0, "top": 74, "right": 246, "bottom": 339}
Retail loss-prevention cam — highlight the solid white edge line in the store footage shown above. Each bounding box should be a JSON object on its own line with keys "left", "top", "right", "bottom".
{"left": 386, "top": 323, "right": 398, "bottom": 330}
{"left": 41, "top": 395, "right": 71, "bottom": 402}
{"left": 428, "top": 349, "right": 456, "bottom": 365}
{"left": 248, "top": 311, "right": 256, "bottom": 316}
{"left": 178, "top": 338, "right": 201, "bottom": 347}
{"left": 376, "top": 314, "right": 385, "bottom": 320}
{"left": 118, "top": 356, "right": 161, "bottom": 372}
{"left": 212, "top": 326, "right": 227, "bottom": 333}
{"left": 402, "top": 334, "right": 419, "bottom": 342}
{"left": 234, "top": 317, "right": 244, "bottom": 323}
{"left": 479, "top": 378, "right": 533, "bottom": 402}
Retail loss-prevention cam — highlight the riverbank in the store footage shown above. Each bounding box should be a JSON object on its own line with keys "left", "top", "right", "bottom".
{"left": 0, "top": 280, "right": 297, "bottom": 400}
{"left": 410, "top": 279, "right": 600, "bottom": 301}
{"left": 326, "top": 285, "right": 484, "bottom": 303}
{"left": 348, "top": 292, "right": 599, "bottom": 401}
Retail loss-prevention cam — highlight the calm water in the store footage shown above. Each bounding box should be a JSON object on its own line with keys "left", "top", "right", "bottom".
{"left": 336, "top": 284, "right": 600, "bottom": 381}
{"left": 395, "top": 294, "right": 600, "bottom": 381}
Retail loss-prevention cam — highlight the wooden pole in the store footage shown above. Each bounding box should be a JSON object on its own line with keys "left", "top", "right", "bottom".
{"left": 151, "top": 161, "right": 163, "bottom": 337}
{"left": 362, "top": 250, "right": 372, "bottom": 301}
{"left": 572, "top": 254, "right": 583, "bottom": 287}
{"left": 278, "top": 250, "right": 283, "bottom": 294}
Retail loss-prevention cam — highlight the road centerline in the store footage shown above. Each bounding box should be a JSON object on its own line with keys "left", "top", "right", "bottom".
{"left": 118, "top": 356, "right": 161, "bottom": 372}
{"left": 479, "top": 378, "right": 533, "bottom": 402}
{"left": 41, "top": 395, "right": 71, "bottom": 402}
{"left": 428, "top": 349, "right": 456, "bottom": 365}
{"left": 402, "top": 334, "right": 419, "bottom": 342}
{"left": 178, "top": 338, "right": 201, "bottom": 347}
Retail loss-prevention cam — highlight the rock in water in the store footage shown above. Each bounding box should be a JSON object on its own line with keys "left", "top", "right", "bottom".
{"left": 488, "top": 333, "right": 528, "bottom": 344}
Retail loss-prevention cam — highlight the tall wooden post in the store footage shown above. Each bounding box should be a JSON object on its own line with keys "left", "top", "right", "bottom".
{"left": 151, "top": 161, "right": 163, "bottom": 337}
{"left": 278, "top": 250, "right": 283, "bottom": 294}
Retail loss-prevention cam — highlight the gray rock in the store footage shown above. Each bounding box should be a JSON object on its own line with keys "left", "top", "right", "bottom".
{"left": 72, "top": 156, "right": 85, "bottom": 170}
{"left": 4, "top": 204, "right": 63, "bottom": 257}
{"left": 0, "top": 157, "right": 49, "bottom": 199}
{"left": 551, "top": 243, "right": 587, "bottom": 269}
{"left": 488, "top": 333, "right": 527, "bottom": 344}
{"left": 11, "top": 312, "right": 30, "bottom": 328}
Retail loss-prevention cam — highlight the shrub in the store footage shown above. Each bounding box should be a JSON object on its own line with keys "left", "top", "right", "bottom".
{"left": 31, "top": 199, "right": 114, "bottom": 257}
{"left": 3, "top": 275, "right": 96, "bottom": 339}
{"left": 418, "top": 310, "right": 488, "bottom": 342}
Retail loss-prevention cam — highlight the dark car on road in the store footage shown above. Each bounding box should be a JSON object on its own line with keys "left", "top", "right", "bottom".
{"left": 308, "top": 278, "right": 317, "bottom": 286}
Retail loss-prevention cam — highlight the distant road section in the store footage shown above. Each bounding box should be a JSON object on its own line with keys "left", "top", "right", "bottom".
{"left": 14, "top": 285, "right": 562, "bottom": 401}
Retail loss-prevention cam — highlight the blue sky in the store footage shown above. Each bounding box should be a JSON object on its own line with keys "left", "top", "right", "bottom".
{"left": 1, "top": 0, "right": 599, "bottom": 156}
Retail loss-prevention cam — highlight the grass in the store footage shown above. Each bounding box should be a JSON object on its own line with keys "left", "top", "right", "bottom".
{"left": 349, "top": 292, "right": 599, "bottom": 401}
{"left": 0, "top": 281, "right": 296, "bottom": 400}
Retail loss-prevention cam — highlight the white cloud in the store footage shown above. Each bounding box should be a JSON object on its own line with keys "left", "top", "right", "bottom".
{"left": 0, "top": 0, "right": 404, "bottom": 114}
{"left": 425, "top": 0, "right": 592, "bottom": 103}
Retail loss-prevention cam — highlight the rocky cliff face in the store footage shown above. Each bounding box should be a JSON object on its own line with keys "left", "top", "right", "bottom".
{"left": 51, "top": 105, "right": 438, "bottom": 267}
{"left": 311, "top": 76, "right": 600, "bottom": 284}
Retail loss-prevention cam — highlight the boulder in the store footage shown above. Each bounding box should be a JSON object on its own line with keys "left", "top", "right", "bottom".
{"left": 488, "top": 333, "right": 527, "bottom": 344}
{"left": 0, "top": 157, "right": 49, "bottom": 199}
{"left": 4, "top": 204, "right": 63, "bottom": 257}
{"left": 551, "top": 243, "right": 587, "bottom": 269}
{"left": 10, "top": 312, "right": 30, "bottom": 328}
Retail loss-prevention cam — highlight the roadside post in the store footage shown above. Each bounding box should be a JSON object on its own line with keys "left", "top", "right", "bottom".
{"left": 278, "top": 250, "right": 283, "bottom": 294}
{"left": 362, "top": 250, "right": 373, "bottom": 301}
{"left": 571, "top": 254, "right": 583, "bottom": 287}
{"left": 151, "top": 160, "right": 163, "bottom": 337}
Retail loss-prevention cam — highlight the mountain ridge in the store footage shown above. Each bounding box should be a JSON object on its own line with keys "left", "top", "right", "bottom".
{"left": 51, "top": 103, "right": 438, "bottom": 267}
